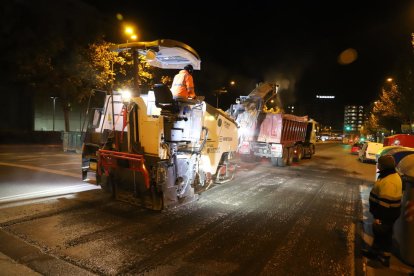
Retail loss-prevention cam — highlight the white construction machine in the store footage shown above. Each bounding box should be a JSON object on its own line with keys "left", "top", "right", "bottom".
{"left": 81, "top": 39, "right": 238, "bottom": 210}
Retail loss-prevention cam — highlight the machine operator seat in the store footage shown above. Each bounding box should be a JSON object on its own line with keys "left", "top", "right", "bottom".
{"left": 153, "top": 84, "right": 178, "bottom": 114}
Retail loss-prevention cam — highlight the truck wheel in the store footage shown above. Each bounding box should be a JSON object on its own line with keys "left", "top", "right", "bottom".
{"left": 277, "top": 148, "right": 289, "bottom": 167}
{"left": 294, "top": 146, "right": 303, "bottom": 162}
{"left": 308, "top": 150, "right": 312, "bottom": 159}
{"left": 287, "top": 148, "right": 294, "bottom": 165}
{"left": 214, "top": 153, "right": 236, "bottom": 183}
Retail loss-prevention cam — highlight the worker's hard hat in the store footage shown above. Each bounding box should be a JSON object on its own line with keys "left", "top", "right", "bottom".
{"left": 378, "top": 154, "right": 396, "bottom": 171}
{"left": 184, "top": 64, "right": 193, "bottom": 74}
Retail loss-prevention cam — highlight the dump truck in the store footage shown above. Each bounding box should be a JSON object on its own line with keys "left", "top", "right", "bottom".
{"left": 81, "top": 39, "right": 238, "bottom": 210}
{"left": 228, "top": 82, "right": 317, "bottom": 166}
{"left": 383, "top": 134, "right": 414, "bottom": 148}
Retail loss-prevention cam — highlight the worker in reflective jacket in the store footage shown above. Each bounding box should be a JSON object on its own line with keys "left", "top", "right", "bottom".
{"left": 171, "top": 64, "right": 196, "bottom": 99}
{"left": 367, "top": 154, "right": 402, "bottom": 267}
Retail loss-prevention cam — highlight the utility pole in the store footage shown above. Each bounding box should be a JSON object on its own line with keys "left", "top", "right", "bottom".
{"left": 132, "top": 48, "right": 140, "bottom": 96}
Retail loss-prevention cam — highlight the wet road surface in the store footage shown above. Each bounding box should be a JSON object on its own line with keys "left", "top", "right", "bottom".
{"left": 0, "top": 143, "right": 376, "bottom": 275}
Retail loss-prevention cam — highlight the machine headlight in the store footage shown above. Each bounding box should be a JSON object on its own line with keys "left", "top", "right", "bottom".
{"left": 119, "top": 89, "right": 132, "bottom": 102}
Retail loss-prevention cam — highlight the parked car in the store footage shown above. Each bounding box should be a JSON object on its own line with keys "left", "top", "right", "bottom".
{"left": 350, "top": 142, "right": 363, "bottom": 155}
{"left": 359, "top": 141, "right": 383, "bottom": 163}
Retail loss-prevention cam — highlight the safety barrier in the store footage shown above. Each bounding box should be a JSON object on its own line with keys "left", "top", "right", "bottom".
{"left": 62, "top": 131, "right": 82, "bottom": 153}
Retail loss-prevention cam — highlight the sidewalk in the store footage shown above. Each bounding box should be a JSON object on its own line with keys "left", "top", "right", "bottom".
{"left": 0, "top": 230, "right": 97, "bottom": 275}
{"left": 360, "top": 184, "right": 414, "bottom": 275}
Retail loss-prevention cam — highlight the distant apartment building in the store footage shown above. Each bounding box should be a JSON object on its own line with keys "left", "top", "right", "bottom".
{"left": 343, "top": 105, "right": 365, "bottom": 133}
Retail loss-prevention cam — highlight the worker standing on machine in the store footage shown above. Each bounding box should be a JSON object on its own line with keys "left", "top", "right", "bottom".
{"left": 171, "top": 64, "right": 196, "bottom": 99}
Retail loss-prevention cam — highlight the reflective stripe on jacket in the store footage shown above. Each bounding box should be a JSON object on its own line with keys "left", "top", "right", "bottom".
{"left": 171, "top": 70, "right": 195, "bottom": 98}
{"left": 369, "top": 172, "right": 402, "bottom": 223}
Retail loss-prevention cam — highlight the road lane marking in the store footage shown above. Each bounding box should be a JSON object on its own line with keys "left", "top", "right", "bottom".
{"left": 41, "top": 162, "right": 80, "bottom": 166}
{"left": 0, "top": 184, "right": 99, "bottom": 203}
{"left": 0, "top": 162, "right": 79, "bottom": 179}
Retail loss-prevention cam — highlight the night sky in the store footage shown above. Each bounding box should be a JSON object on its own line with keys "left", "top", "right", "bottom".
{"left": 3, "top": 0, "right": 414, "bottom": 130}
{"left": 82, "top": 0, "right": 414, "bottom": 128}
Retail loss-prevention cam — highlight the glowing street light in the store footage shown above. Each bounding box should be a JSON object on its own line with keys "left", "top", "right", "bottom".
{"left": 123, "top": 25, "right": 138, "bottom": 43}
{"left": 386, "top": 77, "right": 393, "bottom": 82}
{"left": 121, "top": 23, "right": 140, "bottom": 93}
{"left": 230, "top": 80, "right": 236, "bottom": 86}
{"left": 124, "top": 26, "right": 134, "bottom": 35}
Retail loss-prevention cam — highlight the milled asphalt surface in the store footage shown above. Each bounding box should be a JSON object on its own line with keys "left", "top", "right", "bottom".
{"left": 0, "top": 143, "right": 413, "bottom": 275}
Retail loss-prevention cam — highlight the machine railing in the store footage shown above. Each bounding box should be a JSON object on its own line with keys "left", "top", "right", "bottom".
{"left": 97, "top": 149, "right": 150, "bottom": 189}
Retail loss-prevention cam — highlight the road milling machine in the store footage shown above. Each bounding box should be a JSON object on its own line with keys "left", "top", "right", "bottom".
{"left": 81, "top": 40, "right": 238, "bottom": 210}
{"left": 228, "top": 82, "right": 317, "bottom": 166}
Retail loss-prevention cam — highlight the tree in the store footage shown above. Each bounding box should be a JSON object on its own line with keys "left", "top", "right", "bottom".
{"left": 368, "top": 82, "right": 402, "bottom": 134}
{"left": 1, "top": 0, "right": 113, "bottom": 131}
{"left": 57, "top": 41, "right": 157, "bottom": 130}
{"left": 394, "top": 54, "right": 414, "bottom": 132}
{"left": 2, "top": 1, "right": 160, "bottom": 131}
{"left": 76, "top": 41, "right": 126, "bottom": 103}
{"left": 113, "top": 50, "right": 155, "bottom": 91}
{"left": 366, "top": 34, "right": 414, "bottom": 135}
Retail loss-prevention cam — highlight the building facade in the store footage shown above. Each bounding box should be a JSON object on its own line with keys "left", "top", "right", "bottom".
{"left": 343, "top": 105, "right": 365, "bottom": 133}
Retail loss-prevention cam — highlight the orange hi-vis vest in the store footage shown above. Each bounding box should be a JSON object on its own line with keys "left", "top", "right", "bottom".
{"left": 171, "top": 70, "right": 196, "bottom": 98}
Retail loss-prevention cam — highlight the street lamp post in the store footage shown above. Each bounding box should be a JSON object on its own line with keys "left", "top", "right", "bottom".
{"left": 215, "top": 87, "right": 227, "bottom": 108}
{"left": 214, "top": 81, "right": 235, "bottom": 108}
{"left": 50, "top": 97, "right": 58, "bottom": 131}
{"left": 123, "top": 25, "right": 139, "bottom": 94}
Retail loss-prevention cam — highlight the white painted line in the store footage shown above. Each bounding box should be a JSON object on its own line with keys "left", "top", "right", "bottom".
{"left": 0, "top": 184, "right": 100, "bottom": 203}
{"left": 0, "top": 162, "right": 79, "bottom": 178}
{"left": 43, "top": 162, "right": 80, "bottom": 166}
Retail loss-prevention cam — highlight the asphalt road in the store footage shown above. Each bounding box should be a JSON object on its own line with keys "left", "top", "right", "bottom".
{"left": 0, "top": 142, "right": 376, "bottom": 275}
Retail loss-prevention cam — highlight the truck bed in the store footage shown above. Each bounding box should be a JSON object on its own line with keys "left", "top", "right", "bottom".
{"left": 257, "top": 113, "right": 308, "bottom": 145}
